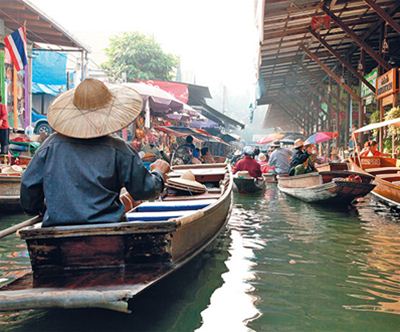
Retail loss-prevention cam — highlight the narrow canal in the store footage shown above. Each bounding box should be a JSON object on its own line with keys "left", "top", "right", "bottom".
{"left": 1, "top": 187, "right": 400, "bottom": 331}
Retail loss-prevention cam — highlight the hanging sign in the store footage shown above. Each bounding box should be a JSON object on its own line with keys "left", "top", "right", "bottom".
{"left": 376, "top": 68, "right": 397, "bottom": 100}
{"left": 361, "top": 68, "right": 377, "bottom": 103}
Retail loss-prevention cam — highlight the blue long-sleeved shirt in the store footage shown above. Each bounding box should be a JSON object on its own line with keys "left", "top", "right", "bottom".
{"left": 20, "top": 133, "right": 164, "bottom": 227}
{"left": 269, "top": 148, "right": 293, "bottom": 175}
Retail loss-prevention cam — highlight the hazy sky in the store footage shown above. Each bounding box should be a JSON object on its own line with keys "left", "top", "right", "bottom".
{"left": 30, "top": 0, "right": 259, "bottom": 115}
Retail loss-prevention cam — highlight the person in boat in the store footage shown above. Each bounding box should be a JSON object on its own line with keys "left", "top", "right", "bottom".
{"left": 293, "top": 147, "right": 317, "bottom": 176}
{"left": 257, "top": 152, "right": 275, "bottom": 174}
{"left": 20, "top": 79, "right": 170, "bottom": 227}
{"left": 233, "top": 146, "right": 262, "bottom": 178}
{"left": 253, "top": 147, "right": 261, "bottom": 161}
{"left": 172, "top": 135, "right": 197, "bottom": 165}
{"left": 268, "top": 141, "right": 292, "bottom": 175}
{"left": 360, "top": 140, "right": 384, "bottom": 157}
{"left": 201, "top": 147, "right": 215, "bottom": 164}
{"left": 231, "top": 149, "right": 242, "bottom": 165}
{"left": 289, "top": 140, "right": 315, "bottom": 176}
{"left": 359, "top": 141, "right": 371, "bottom": 156}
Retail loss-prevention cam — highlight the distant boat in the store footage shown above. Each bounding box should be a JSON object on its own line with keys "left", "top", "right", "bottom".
{"left": 233, "top": 176, "right": 264, "bottom": 193}
{"left": 0, "top": 163, "right": 233, "bottom": 313}
{"left": 277, "top": 169, "right": 375, "bottom": 204}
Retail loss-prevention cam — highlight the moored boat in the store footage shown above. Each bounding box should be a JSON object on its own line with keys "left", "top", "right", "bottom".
{"left": 349, "top": 156, "right": 400, "bottom": 209}
{"left": 0, "top": 163, "right": 233, "bottom": 313}
{"left": 0, "top": 175, "right": 22, "bottom": 211}
{"left": 349, "top": 117, "right": 400, "bottom": 209}
{"left": 277, "top": 170, "right": 375, "bottom": 204}
{"left": 233, "top": 176, "right": 264, "bottom": 193}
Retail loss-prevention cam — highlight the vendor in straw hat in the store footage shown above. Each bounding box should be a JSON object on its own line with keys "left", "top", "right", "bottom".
{"left": 21, "top": 79, "right": 170, "bottom": 227}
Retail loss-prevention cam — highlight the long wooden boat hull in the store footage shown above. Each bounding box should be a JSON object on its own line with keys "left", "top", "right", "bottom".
{"left": 349, "top": 158, "right": 400, "bottom": 209}
{"left": 0, "top": 163, "right": 233, "bottom": 313}
{"left": 233, "top": 177, "right": 264, "bottom": 193}
{"left": 278, "top": 171, "right": 375, "bottom": 204}
{"left": 0, "top": 175, "right": 21, "bottom": 211}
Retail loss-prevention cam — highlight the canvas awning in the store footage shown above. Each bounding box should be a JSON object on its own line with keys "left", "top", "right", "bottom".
{"left": 193, "top": 103, "right": 245, "bottom": 130}
{"left": 353, "top": 118, "right": 400, "bottom": 133}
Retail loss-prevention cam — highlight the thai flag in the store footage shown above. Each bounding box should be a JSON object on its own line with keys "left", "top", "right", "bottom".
{"left": 4, "top": 27, "right": 28, "bottom": 72}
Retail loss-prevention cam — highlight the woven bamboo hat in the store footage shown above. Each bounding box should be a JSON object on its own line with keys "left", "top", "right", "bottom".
{"left": 167, "top": 170, "right": 206, "bottom": 193}
{"left": 48, "top": 79, "right": 143, "bottom": 139}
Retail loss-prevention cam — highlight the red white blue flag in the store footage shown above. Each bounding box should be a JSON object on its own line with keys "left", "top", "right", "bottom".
{"left": 4, "top": 27, "right": 27, "bottom": 72}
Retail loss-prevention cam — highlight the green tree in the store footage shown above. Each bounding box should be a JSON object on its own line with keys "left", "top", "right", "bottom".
{"left": 102, "top": 32, "right": 178, "bottom": 81}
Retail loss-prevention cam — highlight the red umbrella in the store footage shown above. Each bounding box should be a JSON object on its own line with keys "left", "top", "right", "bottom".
{"left": 256, "top": 133, "right": 285, "bottom": 144}
{"left": 304, "top": 131, "right": 338, "bottom": 144}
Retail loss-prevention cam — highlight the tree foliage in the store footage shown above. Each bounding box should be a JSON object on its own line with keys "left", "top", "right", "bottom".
{"left": 102, "top": 32, "right": 178, "bottom": 81}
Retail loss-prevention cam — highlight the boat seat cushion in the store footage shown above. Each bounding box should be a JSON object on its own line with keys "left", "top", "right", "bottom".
{"left": 136, "top": 199, "right": 217, "bottom": 212}
{"left": 126, "top": 210, "right": 196, "bottom": 222}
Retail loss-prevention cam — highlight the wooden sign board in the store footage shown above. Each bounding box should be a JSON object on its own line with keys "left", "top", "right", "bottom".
{"left": 376, "top": 68, "right": 398, "bottom": 100}
{"left": 382, "top": 94, "right": 395, "bottom": 107}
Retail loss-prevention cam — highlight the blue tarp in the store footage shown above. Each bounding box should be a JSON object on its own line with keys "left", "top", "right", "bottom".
{"left": 32, "top": 82, "right": 66, "bottom": 96}
{"left": 32, "top": 51, "right": 67, "bottom": 85}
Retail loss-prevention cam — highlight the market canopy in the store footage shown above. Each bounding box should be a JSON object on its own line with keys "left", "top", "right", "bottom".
{"left": 193, "top": 103, "right": 245, "bottom": 130}
{"left": 155, "top": 126, "right": 229, "bottom": 145}
{"left": 353, "top": 118, "right": 400, "bottom": 133}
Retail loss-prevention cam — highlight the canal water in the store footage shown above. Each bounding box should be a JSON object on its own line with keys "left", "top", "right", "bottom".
{"left": 1, "top": 186, "right": 400, "bottom": 331}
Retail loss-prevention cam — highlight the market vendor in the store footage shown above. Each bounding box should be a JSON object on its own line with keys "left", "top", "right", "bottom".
{"left": 201, "top": 147, "right": 215, "bottom": 164}
{"left": 359, "top": 140, "right": 384, "bottom": 157}
{"left": 233, "top": 146, "right": 262, "bottom": 178}
{"left": 21, "top": 79, "right": 170, "bottom": 227}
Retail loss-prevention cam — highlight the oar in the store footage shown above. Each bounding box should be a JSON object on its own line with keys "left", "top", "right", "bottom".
{"left": 0, "top": 215, "right": 42, "bottom": 240}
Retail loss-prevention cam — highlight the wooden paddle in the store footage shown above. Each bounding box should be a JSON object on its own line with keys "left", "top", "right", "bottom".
{"left": 0, "top": 215, "right": 42, "bottom": 240}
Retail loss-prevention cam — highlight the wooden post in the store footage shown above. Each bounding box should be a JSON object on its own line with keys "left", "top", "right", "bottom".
{"left": 12, "top": 67, "right": 18, "bottom": 128}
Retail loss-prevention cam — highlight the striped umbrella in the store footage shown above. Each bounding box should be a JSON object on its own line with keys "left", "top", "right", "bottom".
{"left": 304, "top": 132, "right": 338, "bottom": 145}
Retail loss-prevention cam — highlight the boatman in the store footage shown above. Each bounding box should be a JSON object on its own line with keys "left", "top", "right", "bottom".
{"left": 20, "top": 79, "right": 170, "bottom": 227}
{"left": 233, "top": 146, "right": 262, "bottom": 178}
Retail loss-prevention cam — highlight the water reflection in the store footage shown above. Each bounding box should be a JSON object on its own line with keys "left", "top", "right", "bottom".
{"left": 197, "top": 206, "right": 261, "bottom": 331}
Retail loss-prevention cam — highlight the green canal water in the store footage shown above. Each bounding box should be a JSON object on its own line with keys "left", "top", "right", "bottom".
{"left": 1, "top": 186, "right": 400, "bottom": 331}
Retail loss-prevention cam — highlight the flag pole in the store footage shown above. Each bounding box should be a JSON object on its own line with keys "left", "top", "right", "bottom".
{"left": 23, "top": 23, "right": 30, "bottom": 129}
{"left": 13, "top": 66, "right": 17, "bottom": 128}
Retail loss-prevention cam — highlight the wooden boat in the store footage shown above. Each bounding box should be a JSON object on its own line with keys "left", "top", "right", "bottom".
{"left": 0, "top": 163, "right": 233, "bottom": 313}
{"left": 349, "top": 156, "right": 400, "bottom": 209}
{"left": 349, "top": 117, "right": 400, "bottom": 209}
{"left": 233, "top": 176, "right": 264, "bottom": 193}
{"left": 277, "top": 170, "right": 375, "bottom": 204}
{"left": 0, "top": 175, "right": 22, "bottom": 211}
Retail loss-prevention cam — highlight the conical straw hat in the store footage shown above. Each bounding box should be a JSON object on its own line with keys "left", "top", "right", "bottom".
{"left": 48, "top": 79, "right": 143, "bottom": 139}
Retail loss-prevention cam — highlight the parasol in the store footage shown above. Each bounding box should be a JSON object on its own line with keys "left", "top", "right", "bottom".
{"left": 304, "top": 132, "right": 338, "bottom": 145}
{"left": 256, "top": 133, "right": 285, "bottom": 145}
